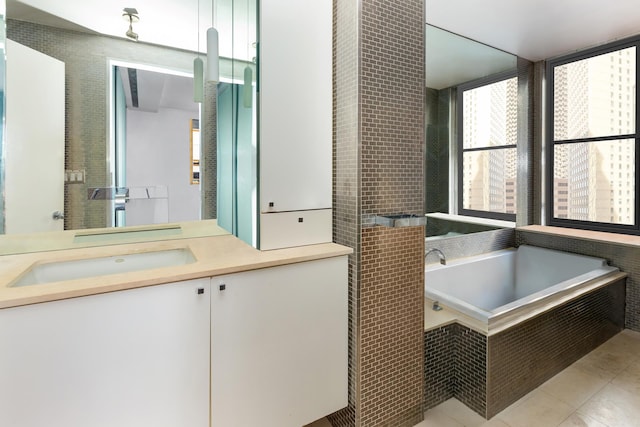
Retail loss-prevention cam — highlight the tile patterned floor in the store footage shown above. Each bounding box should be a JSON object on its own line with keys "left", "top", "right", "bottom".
{"left": 306, "top": 329, "right": 640, "bottom": 427}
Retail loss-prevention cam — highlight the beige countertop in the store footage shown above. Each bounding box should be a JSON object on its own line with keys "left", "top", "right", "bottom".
{"left": 0, "top": 233, "right": 352, "bottom": 309}
{"left": 519, "top": 225, "right": 640, "bottom": 247}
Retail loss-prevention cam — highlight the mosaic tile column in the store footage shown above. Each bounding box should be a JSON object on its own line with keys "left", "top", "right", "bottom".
{"left": 331, "top": 0, "right": 425, "bottom": 425}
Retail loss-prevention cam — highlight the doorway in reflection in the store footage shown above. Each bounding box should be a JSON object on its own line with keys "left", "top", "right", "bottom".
{"left": 109, "top": 63, "right": 201, "bottom": 228}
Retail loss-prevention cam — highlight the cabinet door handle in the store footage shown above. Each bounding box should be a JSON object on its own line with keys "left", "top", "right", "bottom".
{"left": 197, "top": 287, "right": 205, "bottom": 295}
{"left": 219, "top": 284, "right": 226, "bottom": 291}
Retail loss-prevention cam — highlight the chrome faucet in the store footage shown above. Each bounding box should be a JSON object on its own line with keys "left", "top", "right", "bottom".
{"left": 425, "top": 248, "right": 446, "bottom": 265}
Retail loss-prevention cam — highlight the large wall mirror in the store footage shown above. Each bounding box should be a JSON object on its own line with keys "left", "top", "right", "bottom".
{"left": 0, "top": 0, "right": 257, "bottom": 254}
{"left": 424, "top": 24, "right": 518, "bottom": 240}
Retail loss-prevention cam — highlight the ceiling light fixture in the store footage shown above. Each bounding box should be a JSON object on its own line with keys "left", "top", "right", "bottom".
{"left": 123, "top": 8, "right": 139, "bottom": 42}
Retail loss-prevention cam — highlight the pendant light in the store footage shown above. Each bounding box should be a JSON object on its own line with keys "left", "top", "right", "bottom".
{"left": 242, "top": 0, "right": 253, "bottom": 108}
{"left": 243, "top": 66, "right": 252, "bottom": 108}
{"left": 206, "top": 0, "right": 219, "bottom": 82}
{"left": 194, "top": 58, "right": 204, "bottom": 102}
{"left": 193, "top": 0, "right": 204, "bottom": 102}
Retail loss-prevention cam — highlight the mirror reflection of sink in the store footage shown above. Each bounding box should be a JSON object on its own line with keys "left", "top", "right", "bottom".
{"left": 10, "top": 248, "right": 196, "bottom": 287}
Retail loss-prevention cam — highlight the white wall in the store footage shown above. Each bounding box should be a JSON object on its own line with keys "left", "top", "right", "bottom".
{"left": 126, "top": 108, "right": 200, "bottom": 224}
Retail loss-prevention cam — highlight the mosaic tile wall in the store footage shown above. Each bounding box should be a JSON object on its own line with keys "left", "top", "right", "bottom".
{"left": 425, "top": 216, "right": 501, "bottom": 238}
{"left": 516, "top": 58, "right": 535, "bottom": 226}
{"left": 360, "top": 226, "right": 425, "bottom": 426}
{"left": 424, "top": 324, "right": 455, "bottom": 409}
{"left": 424, "top": 277, "right": 624, "bottom": 420}
{"left": 425, "top": 87, "right": 451, "bottom": 215}
{"left": 7, "top": 20, "right": 214, "bottom": 229}
{"left": 329, "top": 0, "right": 361, "bottom": 423}
{"left": 517, "top": 230, "right": 640, "bottom": 331}
{"left": 202, "top": 82, "right": 217, "bottom": 220}
{"left": 424, "top": 228, "right": 515, "bottom": 265}
{"left": 331, "top": 0, "right": 426, "bottom": 425}
{"left": 531, "top": 62, "right": 546, "bottom": 225}
{"left": 359, "top": 0, "right": 424, "bottom": 218}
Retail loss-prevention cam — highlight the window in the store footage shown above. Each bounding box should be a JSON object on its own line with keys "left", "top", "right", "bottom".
{"left": 547, "top": 37, "right": 639, "bottom": 233}
{"left": 458, "top": 72, "right": 518, "bottom": 221}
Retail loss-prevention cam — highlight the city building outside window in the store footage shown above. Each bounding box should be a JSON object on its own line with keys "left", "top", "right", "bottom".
{"left": 547, "top": 37, "right": 639, "bottom": 234}
{"left": 458, "top": 72, "right": 518, "bottom": 221}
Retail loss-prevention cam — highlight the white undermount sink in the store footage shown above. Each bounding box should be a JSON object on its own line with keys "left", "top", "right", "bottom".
{"left": 10, "top": 248, "right": 196, "bottom": 287}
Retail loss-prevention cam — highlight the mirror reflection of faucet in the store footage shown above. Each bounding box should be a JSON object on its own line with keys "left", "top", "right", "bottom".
{"left": 425, "top": 248, "right": 446, "bottom": 265}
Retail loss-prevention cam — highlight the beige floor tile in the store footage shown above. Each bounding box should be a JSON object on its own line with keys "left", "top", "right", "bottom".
{"left": 423, "top": 405, "right": 465, "bottom": 427}
{"left": 557, "top": 412, "right": 608, "bottom": 427}
{"left": 480, "top": 418, "right": 510, "bottom": 427}
{"left": 572, "top": 346, "right": 633, "bottom": 381}
{"left": 593, "top": 331, "right": 640, "bottom": 359}
{"left": 411, "top": 419, "right": 429, "bottom": 427}
{"left": 611, "top": 355, "right": 640, "bottom": 395}
{"left": 618, "top": 329, "right": 640, "bottom": 340}
{"left": 540, "top": 365, "right": 608, "bottom": 408}
{"left": 436, "top": 398, "right": 487, "bottom": 426}
{"left": 303, "top": 417, "right": 333, "bottom": 427}
{"left": 494, "top": 390, "right": 574, "bottom": 427}
{"left": 577, "top": 382, "right": 640, "bottom": 427}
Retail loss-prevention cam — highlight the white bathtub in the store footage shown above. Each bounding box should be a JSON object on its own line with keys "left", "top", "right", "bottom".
{"left": 425, "top": 245, "right": 623, "bottom": 332}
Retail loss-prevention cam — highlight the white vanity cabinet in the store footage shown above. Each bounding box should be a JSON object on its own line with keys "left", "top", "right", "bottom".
{"left": 211, "top": 256, "right": 348, "bottom": 427}
{"left": 0, "top": 279, "right": 211, "bottom": 427}
{"left": 258, "top": 0, "right": 333, "bottom": 250}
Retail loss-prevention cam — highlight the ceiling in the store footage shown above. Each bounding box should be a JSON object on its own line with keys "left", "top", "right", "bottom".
{"left": 6, "top": 0, "right": 253, "bottom": 58}
{"left": 6, "top": 0, "right": 640, "bottom": 98}
{"left": 7, "top": 0, "right": 640, "bottom": 62}
{"left": 119, "top": 67, "right": 198, "bottom": 113}
{"left": 426, "top": 0, "right": 640, "bottom": 61}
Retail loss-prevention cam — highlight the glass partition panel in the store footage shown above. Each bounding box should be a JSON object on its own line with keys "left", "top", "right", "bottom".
{"left": 216, "top": 0, "right": 257, "bottom": 247}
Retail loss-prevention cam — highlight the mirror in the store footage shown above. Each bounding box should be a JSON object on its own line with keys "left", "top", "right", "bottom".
{"left": 424, "top": 24, "right": 517, "bottom": 239}
{"left": 0, "top": 0, "right": 257, "bottom": 254}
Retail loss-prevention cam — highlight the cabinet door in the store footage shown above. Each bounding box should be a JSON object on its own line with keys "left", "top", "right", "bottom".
{"left": 259, "top": 0, "right": 332, "bottom": 213}
{"left": 211, "top": 256, "right": 348, "bottom": 427}
{"left": 0, "top": 279, "right": 210, "bottom": 427}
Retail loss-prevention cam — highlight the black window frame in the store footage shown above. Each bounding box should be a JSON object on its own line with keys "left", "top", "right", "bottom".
{"left": 457, "top": 70, "right": 518, "bottom": 222}
{"left": 546, "top": 36, "right": 640, "bottom": 234}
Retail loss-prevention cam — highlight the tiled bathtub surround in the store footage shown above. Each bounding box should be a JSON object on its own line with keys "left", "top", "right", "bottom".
{"left": 421, "top": 329, "right": 640, "bottom": 427}
{"left": 331, "top": 0, "right": 426, "bottom": 425}
{"left": 424, "top": 324, "right": 486, "bottom": 414}
{"left": 517, "top": 228, "right": 640, "bottom": 331}
{"left": 424, "top": 277, "right": 625, "bottom": 419}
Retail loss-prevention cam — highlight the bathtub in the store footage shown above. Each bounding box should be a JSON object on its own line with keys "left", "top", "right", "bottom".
{"left": 425, "top": 245, "right": 623, "bottom": 333}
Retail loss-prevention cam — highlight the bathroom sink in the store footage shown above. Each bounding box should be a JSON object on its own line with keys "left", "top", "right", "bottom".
{"left": 10, "top": 248, "right": 196, "bottom": 287}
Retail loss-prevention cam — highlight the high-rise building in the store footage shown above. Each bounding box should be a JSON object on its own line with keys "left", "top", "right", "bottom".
{"left": 462, "top": 76, "right": 518, "bottom": 214}
{"left": 553, "top": 47, "right": 635, "bottom": 224}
